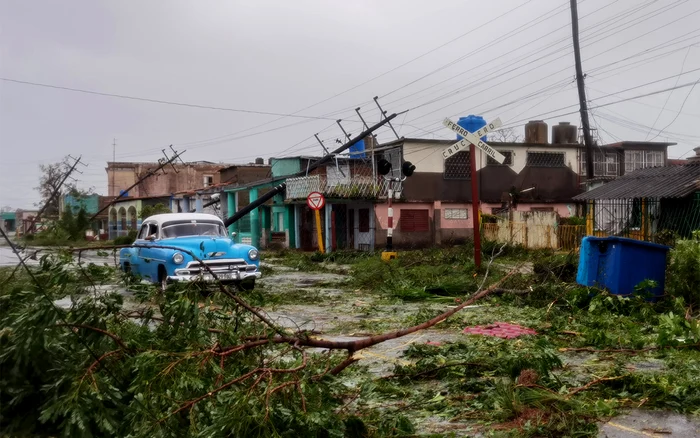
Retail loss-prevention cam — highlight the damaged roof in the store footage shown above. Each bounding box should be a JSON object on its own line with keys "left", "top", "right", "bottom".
{"left": 574, "top": 163, "right": 700, "bottom": 200}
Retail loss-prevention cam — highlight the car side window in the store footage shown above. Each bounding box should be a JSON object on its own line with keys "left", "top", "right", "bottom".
{"left": 147, "top": 223, "right": 159, "bottom": 239}
{"left": 137, "top": 224, "right": 149, "bottom": 240}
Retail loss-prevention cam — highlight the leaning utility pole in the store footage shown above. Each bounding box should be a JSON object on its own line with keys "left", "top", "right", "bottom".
{"left": 90, "top": 148, "right": 185, "bottom": 222}
{"left": 570, "top": 0, "right": 595, "bottom": 181}
{"left": 224, "top": 113, "right": 398, "bottom": 227}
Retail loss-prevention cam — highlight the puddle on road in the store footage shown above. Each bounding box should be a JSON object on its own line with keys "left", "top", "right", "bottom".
{"left": 599, "top": 409, "right": 700, "bottom": 438}
{"left": 259, "top": 271, "right": 348, "bottom": 289}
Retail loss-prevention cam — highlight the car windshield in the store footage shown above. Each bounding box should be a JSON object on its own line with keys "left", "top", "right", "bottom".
{"left": 160, "top": 221, "right": 228, "bottom": 239}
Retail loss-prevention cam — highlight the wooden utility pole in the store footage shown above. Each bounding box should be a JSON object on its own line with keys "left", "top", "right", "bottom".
{"left": 570, "top": 0, "right": 595, "bottom": 181}
{"left": 90, "top": 148, "right": 185, "bottom": 222}
{"left": 112, "top": 138, "right": 116, "bottom": 196}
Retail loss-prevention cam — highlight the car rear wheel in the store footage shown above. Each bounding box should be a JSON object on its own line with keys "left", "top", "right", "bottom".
{"left": 122, "top": 263, "right": 135, "bottom": 285}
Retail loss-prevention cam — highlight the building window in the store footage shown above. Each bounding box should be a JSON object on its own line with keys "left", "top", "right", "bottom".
{"left": 624, "top": 150, "right": 664, "bottom": 173}
{"left": 358, "top": 208, "right": 370, "bottom": 233}
{"left": 487, "top": 151, "right": 513, "bottom": 166}
{"left": 203, "top": 175, "right": 213, "bottom": 187}
{"left": 444, "top": 151, "right": 471, "bottom": 180}
{"left": 400, "top": 209, "right": 430, "bottom": 232}
{"left": 581, "top": 150, "right": 619, "bottom": 176}
{"left": 646, "top": 151, "right": 664, "bottom": 167}
{"left": 445, "top": 208, "right": 468, "bottom": 220}
{"left": 526, "top": 152, "right": 565, "bottom": 167}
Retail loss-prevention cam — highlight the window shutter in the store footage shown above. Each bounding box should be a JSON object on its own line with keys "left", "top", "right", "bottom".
{"left": 400, "top": 209, "right": 430, "bottom": 232}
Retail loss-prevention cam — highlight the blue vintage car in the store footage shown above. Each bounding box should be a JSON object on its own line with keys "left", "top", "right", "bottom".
{"left": 119, "top": 213, "right": 261, "bottom": 290}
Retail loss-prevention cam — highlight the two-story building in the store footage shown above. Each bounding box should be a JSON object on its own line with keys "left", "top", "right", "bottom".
{"left": 105, "top": 160, "right": 268, "bottom": 239}
{"left": 279, "top": 119, "right": 673, "bottom": 250}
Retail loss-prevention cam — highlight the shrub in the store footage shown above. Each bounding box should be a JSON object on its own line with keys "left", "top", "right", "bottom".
{"left": 666, "top": 231, "right": 700, "bottom": 306}
{"left": 113, "top": 230, "right": 137, "bottom": 246}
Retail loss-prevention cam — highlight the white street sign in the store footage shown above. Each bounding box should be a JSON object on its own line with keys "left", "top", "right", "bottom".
{"left": 442, "top": 117, "right": 506, "bottom": 164}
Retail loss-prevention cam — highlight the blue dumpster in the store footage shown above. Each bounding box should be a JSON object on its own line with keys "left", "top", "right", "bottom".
{"left": 576, "top": 236, "right": 670, "bottom": 300}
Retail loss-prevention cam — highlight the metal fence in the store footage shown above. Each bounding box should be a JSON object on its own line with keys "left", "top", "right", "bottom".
{"left": 587, "top": 196, "right": 700, "bottom": 243}
{"left": 481, "top": 196, "right": 700, "bottom": 250}
{"left": 285, "top": 174, "right": 391, "bottom": 201}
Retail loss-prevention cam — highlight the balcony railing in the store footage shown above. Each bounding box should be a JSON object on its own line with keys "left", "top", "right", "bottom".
{"left": 285, "top": 175, "right": 397, "bottom": 200}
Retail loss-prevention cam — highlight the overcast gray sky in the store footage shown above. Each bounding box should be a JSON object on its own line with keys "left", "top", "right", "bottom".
{"left": 1, "top": 0, "right": 699, "bottom": 209}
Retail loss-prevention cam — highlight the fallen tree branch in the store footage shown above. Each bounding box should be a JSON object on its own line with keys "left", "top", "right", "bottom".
{"left": 559, "top": 343, "right": 700, "bottom": 354}
{"left": 208, "top": 266, "right": 521, "bottom": 371}
{"left": 56, "top": 323, "right": 128, "bottom": 350}
{"left": 388, "top": 361, "right": 484, "bottom": 380}
{"left": 567, "top": 376, "right": 625, "bottom": 397}
{"left": 70, "top": 244, "right": 286, "bottom": 337}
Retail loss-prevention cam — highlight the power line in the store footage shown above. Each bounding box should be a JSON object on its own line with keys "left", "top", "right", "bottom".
{"left": 403, "top": 1, "right": 697, "bottom": 125}
{"left": 647, "top": 78, "right": 700, "bottom": 141}
{"left": 645, "top": 46, "right": 694, "bottom": 140}
{"left": 381, "top": 0, "right": 646, "bottom": 111}
{"left": 0, "top": 77, "right": 338, "bottom": 121}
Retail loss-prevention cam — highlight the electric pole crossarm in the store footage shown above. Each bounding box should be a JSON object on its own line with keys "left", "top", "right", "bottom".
{"left": 90, "top": 150, "right": 185, "bottom": 221}
{"left": 224, "top": 112, "right": 398, "bottom": 227}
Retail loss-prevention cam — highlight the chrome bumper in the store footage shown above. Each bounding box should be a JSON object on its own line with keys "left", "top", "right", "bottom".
{"left": 169, "top": 259, "right": 261, "bottom": 282}
{"left": 168, "top": 270, "right": 261, "bottom": 282}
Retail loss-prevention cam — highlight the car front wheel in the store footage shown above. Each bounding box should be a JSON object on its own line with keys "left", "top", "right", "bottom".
{"left": 232, "top": 279, "right": 255, "bottom": 291}
{"left": 158, "top": 266, "right": 168, "bottom": 293}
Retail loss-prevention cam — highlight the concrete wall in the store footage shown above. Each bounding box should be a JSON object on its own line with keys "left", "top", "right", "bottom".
{"left": 106, "top": 163, "right": 227, "bottom": 197}
{"left": 270, "top": 158, "right": 303, "bottom": 178}
{"left": 62, "top": 194, "right": 100, "bottom": 214}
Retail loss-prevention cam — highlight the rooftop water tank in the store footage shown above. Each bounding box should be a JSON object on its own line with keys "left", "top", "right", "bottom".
{"left": 552, "top": 122, "right": 578, "bottom": 144}
{"left": 525, "top": 120, "right": 548, "bottom": 144}
{"left": 349, "top": 139, "right": 366, "bottom": 159}
{"left": 456, "top": 115, "right": 487, "bottom": 142}
{"left": 255, "top": 157, "right": 264, "bottom": 165}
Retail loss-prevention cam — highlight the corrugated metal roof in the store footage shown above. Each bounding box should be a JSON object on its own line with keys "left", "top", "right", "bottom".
{"left": 574, "top": 164, "right": 700, "bottom": 200}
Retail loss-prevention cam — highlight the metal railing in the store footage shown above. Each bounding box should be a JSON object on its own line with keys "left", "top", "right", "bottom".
{"left": 285, "top": 175, "right": 393, "bottom": 200}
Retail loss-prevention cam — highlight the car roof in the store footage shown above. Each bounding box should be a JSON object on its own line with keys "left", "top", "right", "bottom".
{"left": 143, "top": 213, "right": 224, "bottom": 225}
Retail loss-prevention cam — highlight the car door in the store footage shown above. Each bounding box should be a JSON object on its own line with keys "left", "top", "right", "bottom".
{"left": 128, "top": 224, "right": 150, "bottom": 275}
{"left": 137, "top": 222, "right": 159, "bottom": 281}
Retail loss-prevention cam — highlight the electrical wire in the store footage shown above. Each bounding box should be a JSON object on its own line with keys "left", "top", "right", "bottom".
{"left": 647, "top": 78, "right": 700, "bottom": 141}
{"left": 645, "top": 46, "right": 694, "bottom": 140}
{"left": 0, "top": 77, "right": 340, "bottom": 120}
{"left": 403, "top": 1, "right": 698, "bottom": 126}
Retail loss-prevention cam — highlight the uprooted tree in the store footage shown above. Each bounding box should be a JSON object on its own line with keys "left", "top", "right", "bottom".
{"left": 0, "top": 239, "right": 517, "bottom": 437}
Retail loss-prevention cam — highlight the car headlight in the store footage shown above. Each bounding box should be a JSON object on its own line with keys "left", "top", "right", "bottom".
{"left": 248, "top": 249, "right": 259, "bottom": 260}
{"left": 172, "top": 252, "right": 184, "bottom": 264}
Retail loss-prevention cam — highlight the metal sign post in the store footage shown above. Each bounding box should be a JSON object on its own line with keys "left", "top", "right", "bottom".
{"left": 442, "top": 117, "right": 503, "bottom": 269}
{"left": 307, "top": 191, "right": 326, "bottom": 254}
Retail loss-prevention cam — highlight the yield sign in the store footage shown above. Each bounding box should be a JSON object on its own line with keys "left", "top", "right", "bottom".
{"left": 306, "top": 191, "right": 325, "bottom": 210}
{"left": 442, "top": 118, "right": 506, "bottom": 164}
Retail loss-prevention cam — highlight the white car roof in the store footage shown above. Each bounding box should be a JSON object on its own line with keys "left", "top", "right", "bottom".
{"left": 143, "top": 213, "right": 225, "bottom": 225}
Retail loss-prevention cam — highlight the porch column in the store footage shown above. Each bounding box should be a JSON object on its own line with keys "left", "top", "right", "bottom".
{"left": 182, "top": 197, "right": 191, "bottom": 213}
{"left": 586, "top": 201, "right": 594, "bottom": 236}
{"left": 249, "top": 188, "right": 260, "bottom": 248}
{"left": 325, "top": 203, "right": 332, "bottom": 253}
{"left": 195, "top": 193, "right": 203, "bottom": 213}
{"left": 433, "top": 201, "right": 442, "bottom": 246}
{"left": 285, "top": 205, "right": 294, "bottom": 248}
{"left": 261, "top": 205, "right": 271, "bottom": 248}
{"left": 294, "top": 204, "right": 301, "bottom": 249}
{"left": 227, "top": 192, "right": 235, "bottom": 237}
